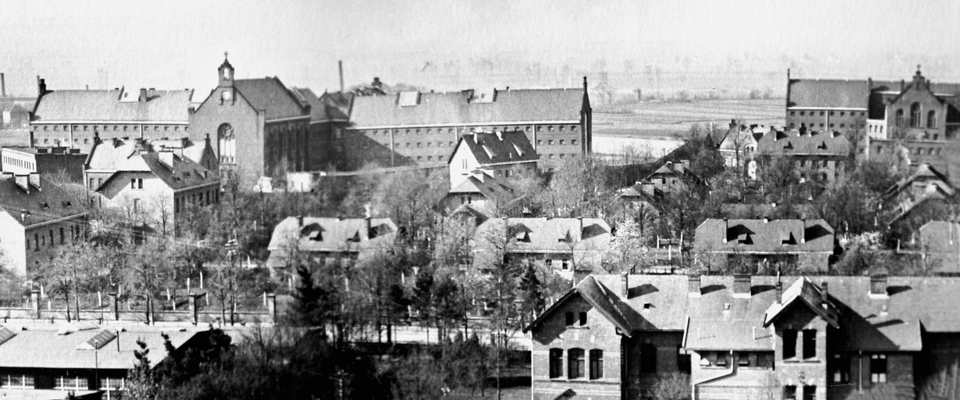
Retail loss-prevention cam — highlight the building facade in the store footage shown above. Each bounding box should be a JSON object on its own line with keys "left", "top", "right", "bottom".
{"left": 0, "top": 147, "right": 87, "bottom": 184}
{"left": 693, "top": 219, "right": 835, "bottom": 273}
{"left": 447, "top": 130, "right": 538, "bottom": 189}
{"left": 755, "top": 129, "right": 850, "bottom": 184}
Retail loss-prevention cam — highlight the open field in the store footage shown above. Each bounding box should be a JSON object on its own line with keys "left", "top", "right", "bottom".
{"left": 594, "top": 98, "right": 784, "bottom": 138}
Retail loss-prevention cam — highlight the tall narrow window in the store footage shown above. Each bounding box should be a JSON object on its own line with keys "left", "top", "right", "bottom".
{"left": 218, "top": 123, "right": 236, "bottom": 164}
{"left": 803, "top": 386, "right": 816, "bottom": 400}
{"left": 568, "top": 349, "right": 585, "bottom": 379}
{"left": 578, "top": 312, "right": 587, "bottom": 326}
{"left": 895, "top": 109, "right": 904, "bottom": 127}
{"left": 783, "top": 329, "right": 797, "bottom": 360}
{"left": 565, "top": 312, "right": 574, "bottom": 327}
{"left": 910, "top": 103, "right": 921, "bottom": 127}
{"left": 928, "top": 110, "right": 937, "bottom": 128}
{"left": 549, "top": 349, "right": 563, "bottom": 378}
{"left": 784, "top": 386, "right": 797, "bottom": 400}
{"left": 589, "top": 350, "right": 603, "bottom": 379}
{"left": 803, "top": 330, "right": 817, "bottom": 360}
{"left": 831, "top": 354, "right": 851, "bottom": 384}
{"left": 870, "top": 354, "right": 887, "bottom": 383}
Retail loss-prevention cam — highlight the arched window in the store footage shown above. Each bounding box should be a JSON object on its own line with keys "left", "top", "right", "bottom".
{"left": 895, "top": 109, "right": 904, "bottom": 127}
{"left": 549, "top": 349, "right": 563, "bottom": 378}
{"left": 928, "top": 110, "right": 937, "bottom": 128}
{"left": 217, "top": 123, "right": 235, "bottom": 164}
{"left": 568, "top": 349, "right": 585, "bottom": 379}
{"left": 589, "top": 350, "right": 604, "bottom": 379}
{"left": 910, "top": 103, "right": 921, "bottom": 127}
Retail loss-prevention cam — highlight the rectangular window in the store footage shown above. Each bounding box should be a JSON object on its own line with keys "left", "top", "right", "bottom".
{"left": 578, "top": 312, "right": 587, "bottom": 326}
{"left": 784, "top": 386, "right": 797, "bottom": 400}
{"left": 549, "top": 349, "right": 563, "bottom": 378}
{"left": 565, "top": 312, "right": 574, "bottom": 326}
{"left": 562, "top": 259, "right": 570, "bottom": 270}
{"left": 59, "top": 227, "right": 64, "bottom": 244}
{"left": 870, "top": 354, "right": 887, "bottom": 383}
{"left": 783, "top": 329, "right": 797, "bottom": 360}
{"left": 803, "top": 330, "right": 816, "bottom": 360}
{"left": 831, "top": 354, "right": 851, "bottom": 383}
{"left": 133, "top": 198, "right": 141, "bottom": 214}
{"left": 589, "top": 350, "right": 603, "bottom": 379}
{"left": 568, "top": 349, "right": 585, "bottom": 379}
{"left": 803, "top": 386, "right": 816, "bottom": 400}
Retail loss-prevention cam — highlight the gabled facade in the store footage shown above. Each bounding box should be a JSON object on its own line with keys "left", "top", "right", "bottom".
{"left": 693, "top": 219, "right": 835, "bottom": 273}
{"left": 526, "top": 273, "right": 960, "bottom": 400}
{"left": 441, "top": 176, "right": 524, "bottom": 218}
{"left": 265, "top": 216, "right": 399, "bottom": 272}
{"left": 447, "top": 130, "right": 538, "bottom": 189}
{"left": 472, "top": 217, "right": 612, "bottom": 280}
{"left": 719, "top": 123, "right": 762, "bottom": 169}
{"left": 638, "top": 160, "right": 706, "bottom": 195}
{"left": 755, "top": 128, "right": 850, "bottom": 184}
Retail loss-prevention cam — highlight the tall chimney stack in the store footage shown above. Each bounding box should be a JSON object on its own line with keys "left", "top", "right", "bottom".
{"left": 1, "top": 73, "right": 5, "bottom": 97}
{"left": 338, "top": 60, "right": 344, "bottom": 93}
{"left": 620, "top": 272, "right": 629, "bottom": 297}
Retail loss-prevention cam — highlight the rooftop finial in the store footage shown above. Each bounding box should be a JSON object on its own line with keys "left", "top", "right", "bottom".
{"left": 225, "top": 51, "right": 229, "bottom": 60}
{"left": 917, "top": 64, "right": 922, "bottom": 75}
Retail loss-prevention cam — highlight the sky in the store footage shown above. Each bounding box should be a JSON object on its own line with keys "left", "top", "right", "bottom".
{"left": 0, "top": 0, "right": 958, "bottom": 97}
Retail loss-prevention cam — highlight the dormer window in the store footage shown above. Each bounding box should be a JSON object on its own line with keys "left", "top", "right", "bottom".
{"left": 565, "top": 312, "right": 574, "bottom": 326}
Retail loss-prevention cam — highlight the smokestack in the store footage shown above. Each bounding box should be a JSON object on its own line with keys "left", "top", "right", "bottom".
{"left": 620, "top": 272, "right": 628, "bottom": 297}
{"left": 37, "top": 78, "right": 46, "bottom": 96}
{"left": 338, "top": 60, "right": 344, "bottom": 93}
{"left": 732, "top": 274, "right": 751, "bottom": 298}
{"left": 820, "top": 281, "right": 829, "bottom": 307}
{"left": 688, "top": 274, "right": 701, "bottom": 297}
{"left": 1, "top": 73, "right": 5, "bottom": 97}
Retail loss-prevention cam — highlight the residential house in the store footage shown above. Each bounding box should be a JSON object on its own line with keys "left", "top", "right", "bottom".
{"left": 340, "top": 79, "right": 592, "bottom": 169}
{"left": 755, "top": 128, "right": 850, "bottom": 184}
{"left": 442, "top": 176, "right": 524, "bottom": 218}
{"left": 472, "top": 217, "right": 612, "bottom": 280}
{"left": 85, "top": 138, "right": 220, "bottom": 236}
{"left": 883, "top": 165, "right": 959, "bottom": 229}
{"left": 30, "top": 78, "right": 193, "bottom": 152}
{"left": 0, "top": 322, "right": 216, "bottom": 399}
{"left": 1, "top": 147, "right": 87, "bottom": 184}
{"left": 693, "top": 219, "right": 835, "bottom": 273}
{"left": 637, "top": 160, "right": 706, "bottom": 195}
{"left": 525, "top": 273, "right": 960, "bottom": 400}
{"left": 447, "top": 130, "right": 538, "bottom": 189}
{"left": 266, "top": 216, "right": 399, "bottom": 273}
{"left": 0, "top": 173, "right": 88, "bottom": 276}
{"left": 718, "top": 122, "right": 763, "bottom": 169}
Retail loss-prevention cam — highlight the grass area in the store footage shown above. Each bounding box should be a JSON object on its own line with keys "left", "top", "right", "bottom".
{"left": 594, "top": 98, "right": 784, "bottom": 138}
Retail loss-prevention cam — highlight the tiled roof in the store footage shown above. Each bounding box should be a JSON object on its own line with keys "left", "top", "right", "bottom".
{"left": 88, "top": 139, "right": 218, "bottom": 193}
{"left": 762, "top": 277, "right": 839, "bottom": 328}
{"left": 32, "top": 88, "right": 192, "bottom": 123}
{"left": 884, "top": 163, "right": 955, "bottom": 199}
{"left": 755, "top": 129, "right": 849, "bottom": 156}
{"left": 788, "top": 79, "right": 871, "bottom": 109}
{"left": 292, "top": 88, "right": 353, "bottom": 123}
{"left": 529, "top": 274, "right": 960, "bottom": 352}
{"left": 0, "top": 174, "right": 88, "bottom": 227}
{"left": 448, "top": 176, "right": 521, "bottom": 206}
{"left": 149, "top": 137, "right": 211, "bottom": 166}
{"left": 348, "top": 88, "right": 585, "bottom": 128}
{"left": 453, "top": 131, "right": 538, "bottom": 166}
{"left": 693, "top": 219, "right": 834, "bottom": 254}
{"left": 642, "top": 160, "right": 707, "bottom": 189}
{"left": 266, "top": 216, "right": 399, "bottom": 268}
{"left": 234, "top": 78, "right": 309, "bottom": 121}
{"left": 0, "top": 324, "right": 200, "bottom": 370}
{"left": 474, "top": 217, "right": 612, "bottom": 255}
{"left": 719, "top": 203, "right": 817, "bottom": 220}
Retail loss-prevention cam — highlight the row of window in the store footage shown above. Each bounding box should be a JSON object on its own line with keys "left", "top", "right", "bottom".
{"left": 783, "top": 385, "right": 816, "bottom": 400}
{"left": 828, "top": 353, "right": 887, "bottom": 384}
{"left": 0, "top": 373, "right": 125, "bottom": 391}
{"left": 549, "top": 348, "right": 603, "bottom": 379}
{"left": 26, "top": 225, "right": 82, "bottom": 252}
{"left": 2, "top": 156, "right": 35, "bottom": 171}
{"left": 894, "top": 104, "right": 937, "bottom": 128}
{"left": 796, "top": 159, "right": 843, "bottom": 169}
{"left": 174, "top": 189, "right": 220, "bottom": 213}
{"left": 700, "top": 351, "right": 774, "bottom": 369}
{"left": 536, "top": 139, "right": 578, "bottom": 146}
{"left": 545, "top": 154, "right": 578, "bottom": 160}
{"left": 791, "top": 110, "right": 866, "bottom": 117}
{"left": 874, "top": 146, "right": 943, "bottom": 156}
{"left": 36, "top": 124, "right": 187, "bottom": 133}
{"left": 783, "top": 329, "right": 816, "bottom": 360}
{"left": 359, "top": 125, "right": 580, "bottom": 136}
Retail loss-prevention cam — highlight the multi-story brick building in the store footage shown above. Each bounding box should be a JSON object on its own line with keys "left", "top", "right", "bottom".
{"left": 525, "top": 273, "right": 960, "bottom": 400}
{"left": 693, "top": 219, "right": 835, "bottom": 273}
{"left": 336, "top": 79, "right": 592, "bottom": 170}
{"left": 188, "top": 56, "right": 312, "bottom": 180}
{"left": 29, "top": 78, "right": 194, "bottom": 152}
{"left": 290, "top": 88, "right": 352, "bottom": 171}
{"left": 755, "top": 128, "right": 850, "bottom": 184}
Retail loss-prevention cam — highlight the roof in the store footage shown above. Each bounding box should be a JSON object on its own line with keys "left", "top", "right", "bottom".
{"left": 474, "top": 217, "right": 612, "bottom": 255}
{"left": 642, "top": 160, "right": 707, "bottom": 189}
{"left": 32, "top": 88, "right": 193, "bottom": 123}
{"left": 292, "top": 88, "right": 353, "bottom": 123}
{"left": 448, "top": 176, "right": 521, "bottom": 205}
{"left": 87, "top": 139, "right": 219, "bottom": 193}
{"left": 693, "top": 219, "right": 835, "bottom": 254}
{"left": 149, "top": 137, "right": 211, "bottom": 166}
{"left": 234, "top": 77, "right": 309, "bottom": 120}
{"left": 755, "top": 128, "right": 849, "bottom": 156}
{"left": 0, "top": 324, "right": 202, "bottom": 370}
{"left": 452, "top": 131, "right": 538, "bottom": 166}
{"left": 719, "top": 203, "right": 817, "bottom": 220}
{"left": 787, "top": 79, "right": 871, "bottom": 109}
{"left": 266, "top": 216, "right": 399, "bottom": 268}
{"left": 762, "top": 277, "right": 839, "bottom": 328}
{"left": 349, "top": 88, "right": 586, "bottom": 128}
{"left": 0, "top": 173, "right": 88, "bottom": 227}
{"left": 884, "top": 163, "right": 955, "bottom": 199}
{"left": 528, "top": 274, "right": 960, "bottom": 352}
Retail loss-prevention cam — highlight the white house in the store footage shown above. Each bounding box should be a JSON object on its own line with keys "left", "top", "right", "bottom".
{"left": 447, "top": 130, "right": 538, "bottom": 189}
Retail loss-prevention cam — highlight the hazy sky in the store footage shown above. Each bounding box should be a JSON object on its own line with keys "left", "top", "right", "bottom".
{"left": 0, "top": 0, "right": 957, "bottom": 96}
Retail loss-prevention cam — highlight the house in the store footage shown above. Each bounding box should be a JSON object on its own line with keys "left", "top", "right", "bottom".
{"left": 718, "top": 122, "right": 762, "bottom": 168}
{"left": 1, "top": 146, "right": 87, "bottom": 184}
{"left": 30, "top": 78, "right": 193, "bottom": 152}
{"left": 148, "top": 136, "right": 218, "bottom": 173}
{"left": 441, "top": 176, "right": 524, "bottom": 218}
{"left": 884, "top": 164, "right": 954, "bottom": 206}
{"left": 266, "top": 216, "right": 399, "bottom": 273}
{"left": 85, "top": 138, "right": 220, "bottom": 236}
{"left": 693, "top": 219, "right": 835, "bottom": 273}
{"left": 0, "top": 322, "right": 217, "bottom": 399}
{"left": 447, "top": 130, "right": 538, "bottom": 189}
{"left": 0, "top": 173, "right": 88, "bottom": 276}
{"left": 188, "top": 56, "right": 312, "bottom": 179}
{"left": 472, "top": 217, "right": 612, "bottom": 280}
{"left": 755, "top": 128, "right": 850, "bottom": 184}
{"left": 637, "top": 160, "right": 706, "bottom": 195}
{"left": 339, "top": 79, "right": 592, "bottom": 169}
{"left": 524, "top": 273, "right": 960, "bottom": 400}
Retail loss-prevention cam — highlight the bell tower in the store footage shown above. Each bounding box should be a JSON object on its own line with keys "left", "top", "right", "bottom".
{"left": 218, "top": 52, "right": 235, "bottom": 105}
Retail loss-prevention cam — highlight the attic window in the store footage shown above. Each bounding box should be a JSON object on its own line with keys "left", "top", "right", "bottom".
{"left": 77, "top": 329, "right": 117, "bottom": 350}
{"left": 817, "top": 141, "right": 827, "bottom": 150}
{"left": 398, "top": 91, "right": 421, "bottom": 107}
{"left": 61, "top": 201, "right": 71, "bottom": 208}
{"left": 40, "top": 202, "right": 49, "bottom": 209}
{"left": 515, "top": 231, "right": 530, "bottom": 242}
{"left": 784, "top": 142, "right": 794, "bottom": 150}
{"left": 482, "top": 145, "right": 495, "bottom": 159}
{"left": 781, "top": 232, "right": 797, "bottom": 245}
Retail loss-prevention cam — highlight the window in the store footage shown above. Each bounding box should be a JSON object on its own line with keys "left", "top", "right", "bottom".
{"left": 870, "top": 354, "right": 887, "bottom": 383}
{"left": 59, "top": 227, "right": 64, "bottom": 244}
{"left": 803, "top": 386, "right": 816, "bottom": 400}
{"left": 831, "top": 354, "right": 851, "bottom": 383}
{"left": 550, "top": 349, "right": 563, "bottom": 378}
{"left": 589, "top": 350, "right": 603, "bottom": 379}
{"left": 559, "top": 140, "right": 565, "bottom": 145}
{"left": 1, "top": 373, "right": 34, "bottom": 388}
{"left": 131, "top": 178, "right": 143, "bottom": 189}
{"left": 55, "top": 374, "right": 85, "bottom": 390}
{"left": 562, "top": 259, "right": 570, "bottom": 270}
{"left": 133, "top": 198, "right": 141, "bottom": 214}
{"left": 565, "top": 312, "right": 574, "bottom": 326}
{"left": 33, "top": 234, "right": 39, "bottom": 250}
{"left": 568, "top": 349, "right": 585, "bottom": 379}
{"left": 803, "top": 330, "right": 816, "bottom": 360}
{"left": 784, "top": 386, "right": 797, "bottom": 400}
{"left": 571, "top": 139, "right": 577, "bottom": 145}
{"left": 578, "top": 312, "right": 587, "bottom": 326}
{"left": 910, "top": 102, "right": 921, "bottom": 127}
{"left": 640, "top": 343, "right": 657, "bottom": 373}
{"left": 928, "top": 110, "right": 937, "bottom": 128}
{"left": 783, "top": 329, "right": 797, "bottom": 359}
{"left": 739, "top": 352, "right": 750, "bottom": 366}
{"left": 895, "top": 109, "right": 904, "bottom": 127}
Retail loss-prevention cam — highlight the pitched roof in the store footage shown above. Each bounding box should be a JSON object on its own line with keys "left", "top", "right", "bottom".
{"left": 292, "top": 88, "right": 353, "bottom": 123}
{"left": 787, "top": 79, "right": 871, "bottom": 109}
{"left": 149, "top": 137, "right": 211, "bottom": 166}
{"left": 32, "top": 88, "right": 193, "bottom": 123}
{"left": 693, "top": 219, "right": 835, "bottom": 254}
{"left": 642, "top": 161, "right": 707, "bottom": 189}
{"left": 0, "top": 173, "right": 88, "bottom": 227}
{"left": 0, "top": 324, "right": 201, "bottom": 370}
{"left": 524, "top": 276, "right": 636, "bottom": 336}
{"left": 349, "top": 88, "right": 585, "bottom": 128}
{"left": 474, "top": 217, "right": 612, "bottom": 255}
{"left": 266, "top": 216, "right": 399, "bottom": 268}
{"left": 755, "top": 128, "right": 849, "bottom": 156}
{"left": 87, "top": 139, "right": 219, "bottom": 193}
{"left": 234, "top": 77, "right": 309, "bottom": 120}
{"left": 884, "top": 163, "right": 955, "bottom": 199}
{"left": 762, "top": 277, "right": 839, "bottom": 328}
{"left": 448, "top": 176, "right": 521, "bottom": 206}
{"left": 452, "top": 131, "right": 538, "bottom": 166}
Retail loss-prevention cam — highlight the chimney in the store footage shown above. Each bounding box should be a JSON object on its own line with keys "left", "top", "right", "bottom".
{"left": 159, "top": 151, "right": 175, "bottom": 168}
{"left": 688, "top": 274, "right": 701, "bottom": 297}
{"left": 722, "top": 218, "right": 729, "bottom": 243}
{"left": 900, "top": 79, "right": 905, "bottom": 92}
{"left": 139, "top": 88, "right": 147, "bottom": 102}
{"left": 820, "top": 281, "right": 829, "bottom": 306}
{"left": 776, "top": 281, "right": 783, "bottom": 304}
{"left": 372, "top": 77, "right": 382, "bottom": 89}
{"left": 868, "top": 77, "right": 873, "bottom": 89}
{"left": 577, "top": 217, "right": 584, "bottom": 240}
{"left": 1, "top": 72, "right": 5, "bottom": 97}
{"left": 620, "top": 271, "right": 629, "bottom": 297}
{"left": 800, "top": 219, "right": 806, "bottom": 243}
{"left": 365, "top": 216, "right": 372, "bottom": 239}
{"left": 338, "top": 61, "right": 344, "bottom": 92}
{"left": 37, "top": 78, "right": 46, "bottom": 96}
{"left": 870, "top": 272, "right": 888, "bottom": 297}
{"left": 732, "top": 274, "right": 751, "bottom": 298}
{"left": 28, "top": 172, "right": 40, "bottom": 190}
{"left": 297, "top": 215, "right": 304, "bottom": 227}
{"left": 496, "top": 131, "right": 503, "bottom": 141}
